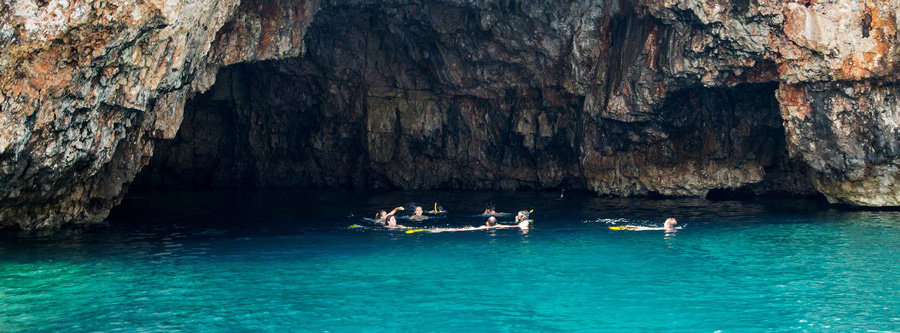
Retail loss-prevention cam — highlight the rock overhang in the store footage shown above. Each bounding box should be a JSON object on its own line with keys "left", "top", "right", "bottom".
{"left": 1, "top": 0, "right": 899, "bottom": 230}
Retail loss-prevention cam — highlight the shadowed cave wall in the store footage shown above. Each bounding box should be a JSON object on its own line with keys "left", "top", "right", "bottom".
{"left": 133, "top": 3, "right": 815, "bottom": 197}
{"left": 6, "top": 0, "right": 900, "bottom": 230}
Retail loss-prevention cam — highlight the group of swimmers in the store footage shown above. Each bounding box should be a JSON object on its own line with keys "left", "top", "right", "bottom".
{"left": 484, "top": 211, "right": 532, "bottom": 230}
{"left": 372, "top": 203, "right": 680, "bottom": 233}
{"left": 372, "top": 203, "right": 532, "bottom": 232}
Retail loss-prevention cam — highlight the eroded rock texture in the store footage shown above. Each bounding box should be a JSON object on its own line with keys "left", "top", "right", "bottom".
{"left": 2, "top": 0, "right": 899, "bottom": 229}
{"left": 0, "top": 0, "right": 318, "bottom": 229}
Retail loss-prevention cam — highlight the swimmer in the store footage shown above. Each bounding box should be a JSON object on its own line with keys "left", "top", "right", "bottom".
{"left": 664, "top": 217, "right": 678, "bottom": 232}
{"left": 426, "top": 203, "right": 446, "bottom": 214}
{"left": 375, "top": 206, "right": 405, "bottom": 222}
{"left": 485, "top": 215, "right": 529, "bottom": 230}
{"left": 482, "top": 203, "right": 508, "bottom": 216}
{"left": 515, "top": 210, "right": 532, "bottom": 230}
{"left": 623, "top": 218, "right": 682, "bottom": 231}
{"left": 485, "top": 216, "right": 498, "bottom": 227}
{"left": 518, "top": 220, "right": 531, "bottom": 230}
{"left": 409, "top": 206, "right": 429, "bottom": 221}
{"left": 413, "top": 216, "right": 527, "bottom": 233}
{"left": 384, "top": 216, "right": 407, "bottom": 229}
{"left": 515, "top": 210, "right": 529, "bottom": 222}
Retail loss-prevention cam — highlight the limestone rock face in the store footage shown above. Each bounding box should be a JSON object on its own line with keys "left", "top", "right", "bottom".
{"left": 2, "top": 0, "right": 900, "bottom": 229}
{"left": 0, "top": 0, "right": 318, "bottom": 229}
{"left": 778, "top": 82, "right": 900, "bottom": 206}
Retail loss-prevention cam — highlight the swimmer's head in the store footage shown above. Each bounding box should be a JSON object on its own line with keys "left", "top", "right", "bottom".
{"left": 485, "top": 202, "right": 495, "bottom": 210}
{"left": 387, "top": 216, "right": 397, "bottom": 226}
{"left": 516, "top": 210, "right": 530, "bottom": 222}
{"left": 377, "top": 210, "right": 388, "bottom": 219}
{"left": 486, "top": 216, "right": 498, "bottom": 226}
{"left": 414, "top": 206, "right": 424, "bottom": 215}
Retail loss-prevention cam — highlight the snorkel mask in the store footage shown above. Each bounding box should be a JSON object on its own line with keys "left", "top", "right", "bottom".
{"left": 517, "top": 210, "right": 531, "bottom": 219}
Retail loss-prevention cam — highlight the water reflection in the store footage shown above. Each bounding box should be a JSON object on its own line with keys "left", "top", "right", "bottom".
{"left": 664, "top": 230, "right": 677, "bottom": 241}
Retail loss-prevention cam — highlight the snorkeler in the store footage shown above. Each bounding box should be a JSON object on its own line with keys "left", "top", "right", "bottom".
{"left": 426, "top": 203, "right": 446, "bottom": 214}
{"left": 515, "top": 210, "right": 532, "bottom": 230}
{"left": 409, "top": 206, "right": 429, "bottom": 221}
{"left": 620, "top": 217, "right": 681, "bottom": 231}
{"left": 515, "top": 211, "right": 528, "bottom": 222}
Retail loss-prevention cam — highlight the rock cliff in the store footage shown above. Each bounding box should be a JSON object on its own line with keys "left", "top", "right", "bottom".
{"left": 2, "top": 0, "right": 899, "bottom": 230}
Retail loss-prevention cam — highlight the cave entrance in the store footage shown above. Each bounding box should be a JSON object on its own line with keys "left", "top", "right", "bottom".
{"left": 130, "top": 3, "right": 813, "bottom": 200}
{"left": 131, "top": 61, "right": 587, "bottom": 192}
{"left": 652, "top": 82, "right": 815, "bottom": 199}
{"left": 581, "top": 81, "right": 816, "bottom": 199}
{"left": 132, "top": 61, "right": 369, "bottom": 190}
{"left": 132, "top": 3, "right": 588, "bottom": 192}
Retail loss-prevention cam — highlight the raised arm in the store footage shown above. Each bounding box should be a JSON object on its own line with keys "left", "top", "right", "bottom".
{"left": 387, "top": 206, "right": 405, "bottom": 217}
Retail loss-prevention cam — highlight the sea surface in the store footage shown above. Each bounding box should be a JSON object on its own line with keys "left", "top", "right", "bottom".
{"left": 2, "top": 189, "right": 900, "bottom": 332}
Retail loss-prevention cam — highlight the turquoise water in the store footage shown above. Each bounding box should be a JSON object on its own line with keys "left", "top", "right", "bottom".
{"left": 2, "top": 190, "right": 900, "bottom": 332}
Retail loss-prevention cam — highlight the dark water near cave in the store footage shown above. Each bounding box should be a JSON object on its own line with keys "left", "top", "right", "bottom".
{"left": 2, "top": 190, "right": 900, "bottom": 332}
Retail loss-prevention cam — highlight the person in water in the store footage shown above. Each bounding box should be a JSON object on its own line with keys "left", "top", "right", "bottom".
{"left": 415, "top": 216, "right": 528, "bottom": 233}
{"left": 484, "top": 215, "right": 530, "bottom": 230}
{"left": 409, "top": 206, "right": 429, "bottom": 221}
{"left": 664, "top": 217, "right": 678, "bottom": 232}
{"left": 485, "top": 216, "right": 498, "bottom": 227}
{"left": 426, "top": 203, "right": 446, "bottom": 214}
{"left": 515, "top": 210, "right": 531, "bottom": 230}
{"left": 515, "top": 211, "right": 528, "bottom": 222}
{"left": 482, "top": 203, "right": 507, "bottom": 216}
{"left": 624, "top": 217, "right": 679, "bottom": 231}
{"left": 384, "top": 215, "right": 407, "bottom": 229}
{"left": 376, "top": 206, "right": 405, "bottom": 221}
